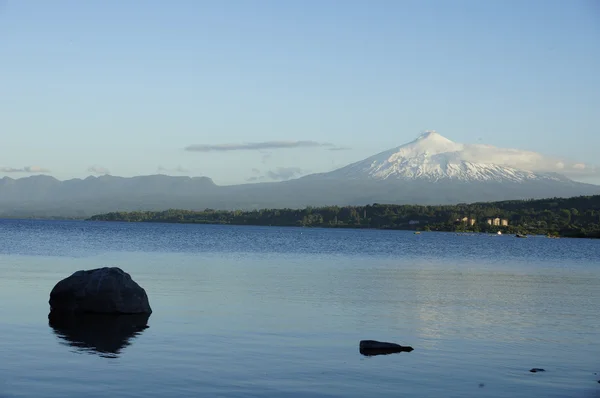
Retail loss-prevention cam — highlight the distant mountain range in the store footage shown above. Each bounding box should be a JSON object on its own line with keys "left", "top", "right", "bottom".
{"left": 1, "top": 132, "right": 599, "bottom": 218}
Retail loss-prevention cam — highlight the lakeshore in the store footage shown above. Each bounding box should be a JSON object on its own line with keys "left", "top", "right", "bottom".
{"left": 87, "top": 194, "right": 600, "bottom": 239}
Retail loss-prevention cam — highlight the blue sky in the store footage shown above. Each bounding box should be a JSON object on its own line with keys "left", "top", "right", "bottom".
{"left": 1, "top": 0, "right": 599, "bottom": 184}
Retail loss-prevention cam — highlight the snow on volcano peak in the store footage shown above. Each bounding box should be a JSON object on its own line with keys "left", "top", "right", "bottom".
{"left": 323, "top": 131, "right": 579, "bottom": 183}
{"left": 389, "top": 130, "right": 463, "bottom": 159}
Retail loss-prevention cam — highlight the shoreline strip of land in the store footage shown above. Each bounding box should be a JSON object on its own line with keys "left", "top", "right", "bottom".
{"left": 86, "top": 194, "right": 600, "bottom": 239}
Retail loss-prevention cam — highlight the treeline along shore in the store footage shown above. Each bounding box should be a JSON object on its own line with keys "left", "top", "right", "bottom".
{"left": 87, "top": 195, "right": 600, "bottom": 239}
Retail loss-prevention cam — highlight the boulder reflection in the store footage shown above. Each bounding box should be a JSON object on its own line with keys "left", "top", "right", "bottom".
{"left": 359, "top": 347, "right": 410, "bottom": 357}
{"left": 48, "top": 311, "right": 150, "bottom": 358}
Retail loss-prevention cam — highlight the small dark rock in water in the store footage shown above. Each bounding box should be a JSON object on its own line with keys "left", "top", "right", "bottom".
{"left": 529, "top": 368, "right": 546, "bottom": 373}
{"left": 478, "top": 383, "right": 485, "bottom": 388}
{"left": 359, "top": 340, "right": 414, "bottom": 356}
{"left": 49, "top": 267, "right": 152, "bottom": 314}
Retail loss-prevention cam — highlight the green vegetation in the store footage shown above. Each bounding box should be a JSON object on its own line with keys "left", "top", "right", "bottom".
{"left": 87, "top": 195, "right": 600, "bottom": 239}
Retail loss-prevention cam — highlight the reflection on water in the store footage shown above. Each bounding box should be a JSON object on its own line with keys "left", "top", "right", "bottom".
{"left": 359, "top": 345, "right": 414, "bottom": 357}
{"left": 48, "top": 311, "right": 150, "bottom": 358}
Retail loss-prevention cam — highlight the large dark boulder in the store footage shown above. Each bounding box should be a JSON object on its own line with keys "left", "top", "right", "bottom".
{"left": 49, "top": 267, "right": 152, "bottom": 314}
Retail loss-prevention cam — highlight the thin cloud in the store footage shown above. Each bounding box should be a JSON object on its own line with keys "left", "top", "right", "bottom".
{"left": 261, "top": 152, "right": 272, "bottom": 164}
{"left": 185, "top": 140, "right": 334, "bottom": 152}
{"left": 327, "top": 146, "right": 352, "bottom": 151}
{"left": 267, "top": 167, "right": 306, "bottom": 181}
{"left": 158, "top": 165, "right": 189, "bottom": 173}
{"left": 0, "top": 166, "right": 50, "bottom": 173}
{"left": 557, "top": 164, "right": 600, "bottom": 178}
{"left": 246, "top": 176, "right": 267, "bottom": 182}
{"left": 246, "top": 167, "right": 308, "bottom": 182}
{"left": 87, "top": 165, "right": 111, "bottom": 175}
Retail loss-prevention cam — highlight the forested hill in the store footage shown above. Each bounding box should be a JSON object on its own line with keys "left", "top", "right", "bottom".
{"left": 88, "top": 195, "right": 600, "bottom": 238}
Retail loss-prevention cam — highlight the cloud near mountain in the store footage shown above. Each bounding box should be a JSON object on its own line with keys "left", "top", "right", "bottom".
{"left": 327, "top": 146, "right": 352, "bottom": 151}
{"left": 267, "top": 167, "right": 306, "bottom": 180}
{"left": 185, "top": 140, "right": 335, "bottom": 152}
{"left": 157, "top": 165, "right": 189, "bottom": 173}
{"left": 0, "top": 166, "right": 50, "bottom": 173}
{"left": 447, "top": 145, "right": 599, "bottom": 178}
{"left": 247, "top": 167, "right": 307, "bottom": 182}
{"left": 87, "top": 165, "right": 111, "bottom": 175}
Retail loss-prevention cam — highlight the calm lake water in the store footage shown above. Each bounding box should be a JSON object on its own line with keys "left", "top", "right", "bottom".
{"left": 0, "top": 219, "right": 599, "bottom": 398}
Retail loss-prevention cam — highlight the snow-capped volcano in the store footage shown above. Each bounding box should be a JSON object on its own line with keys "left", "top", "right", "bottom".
{"left": 323, "top": 131, "right": 576, "bottom": 183}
